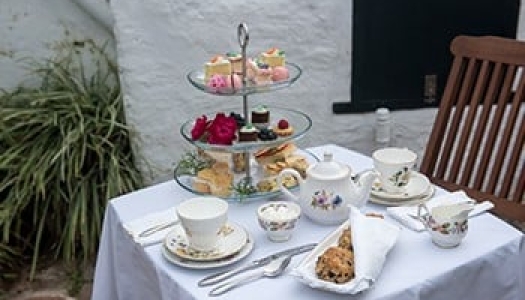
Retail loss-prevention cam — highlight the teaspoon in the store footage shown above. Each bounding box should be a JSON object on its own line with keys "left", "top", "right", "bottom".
{"left": 208, "top": 255, "right": 292, "bottom": 296}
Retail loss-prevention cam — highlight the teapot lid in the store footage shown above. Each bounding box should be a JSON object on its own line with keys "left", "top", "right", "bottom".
{"left": 309, "top": 152, "right": 350, "bottom": 179}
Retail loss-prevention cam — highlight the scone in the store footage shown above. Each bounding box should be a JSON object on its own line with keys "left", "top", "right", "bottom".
{"left": 284, "top": 155, "right": 309, "bottom": 178}
{"left": 315, "top": 246, "right": 355, "bottom": 284}
{"left": 338, "top": 228, "right": 353, "bottom": 251}
{"left": 256, "top": 177, "right": 278, "bottom": 192}
{"left": 193, "top": 162, "right": 233, "bottom": 197}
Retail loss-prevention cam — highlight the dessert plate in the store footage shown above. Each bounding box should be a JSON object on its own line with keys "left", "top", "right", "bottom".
{"left": 174, "top": 148, "right": 319, "bottom": 202}
{"left": 179, "top": 106, "right": 312, "bottom": 153}
{"left": 371, "top": 171, "right": 431, "bottom": 200}
{"left": 164, "top": 222, "right": 248, "bottom": 262}
{"left": 187, "top": 62, "right": 302, "bottom": 97}
{"left": 369, "top": 184, "right": 436, "bottom": 206}
{"left": 161, "top": 229, "right": 254, "bottom": 270}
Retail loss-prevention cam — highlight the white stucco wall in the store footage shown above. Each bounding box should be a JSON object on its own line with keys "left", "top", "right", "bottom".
{"left": 0, "top": 0, "right": 115, "bottom": 90}
{"left": 3, "top": 0, "right": 525, "bottom": 184}
{"left": 111, "top": 0, "right": 525, "bottom": 184}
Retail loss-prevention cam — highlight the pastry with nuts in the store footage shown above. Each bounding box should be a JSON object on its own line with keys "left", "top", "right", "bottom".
{"left": 315, "top": 226, "right": 356, "bottom": 284}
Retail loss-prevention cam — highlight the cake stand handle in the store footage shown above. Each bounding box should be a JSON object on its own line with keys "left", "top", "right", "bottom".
{"left": 237, "top": 23, "right": 249, "bottom": 50}
{"left": 237, "top": 23, "right": 252, "bottom": 188}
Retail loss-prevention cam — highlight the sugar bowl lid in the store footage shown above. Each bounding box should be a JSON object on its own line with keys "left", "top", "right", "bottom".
{"left": 307, "top": 152, "right": 350, "bottom": 180}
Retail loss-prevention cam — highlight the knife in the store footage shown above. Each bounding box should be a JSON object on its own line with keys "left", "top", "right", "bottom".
{"left": 197, "top": 243, "right": 316, "bottom": 287}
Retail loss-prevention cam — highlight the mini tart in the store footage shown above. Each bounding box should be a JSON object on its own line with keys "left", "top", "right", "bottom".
{"left": 273, "top": 125, "right": 294, "bottom": 136}
{"left": 273, "top": 119, "right": 294, "bottom": 136}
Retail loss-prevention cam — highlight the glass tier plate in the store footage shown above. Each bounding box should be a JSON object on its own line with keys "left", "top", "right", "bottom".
{"left": 180, "top": 106, "right": 312, "bottom": 153}
{"left": 173, "top": 148, "right": 320, "bottom": 202}
{"left": 187, "top": 62, "right": 302, "bottom": 96}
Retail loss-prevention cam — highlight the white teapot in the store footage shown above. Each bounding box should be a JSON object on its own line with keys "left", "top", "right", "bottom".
{"left": 277, "top": 152, "right": 378, "bottom": 225}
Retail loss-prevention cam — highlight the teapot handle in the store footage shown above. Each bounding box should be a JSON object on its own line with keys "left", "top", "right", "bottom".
{"left": 277, "top": 168, "right": 302, "bottom": 202}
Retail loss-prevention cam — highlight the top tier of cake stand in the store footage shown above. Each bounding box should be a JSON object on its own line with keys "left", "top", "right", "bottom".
{"left": 187, "top": 62, "right": 302, "bottom": 97}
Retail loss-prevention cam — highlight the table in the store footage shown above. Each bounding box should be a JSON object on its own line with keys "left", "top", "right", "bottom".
{"left": 91, "top": 144, "right": 525, "bottom": 300}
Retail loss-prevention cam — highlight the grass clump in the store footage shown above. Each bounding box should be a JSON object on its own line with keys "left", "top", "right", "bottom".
{"left": 0, "top": 40, "right": 144, "bottom": 280}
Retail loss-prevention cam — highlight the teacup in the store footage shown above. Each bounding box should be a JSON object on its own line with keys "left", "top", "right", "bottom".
{"left": 417, "top": 202, "right": 474, "bottom": 248}
{"left": 372, "top": 147, "right": 417, "bottom": 194}
{"left": 257, "top": 201, "right": 301, "bottom": 242}
{"left": 176, "top": 196, "right": 228, "bottom": 252}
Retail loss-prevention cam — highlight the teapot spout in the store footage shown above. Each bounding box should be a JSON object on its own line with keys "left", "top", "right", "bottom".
{"left": 349, "top": 169, "right": 379, "bottom": 209}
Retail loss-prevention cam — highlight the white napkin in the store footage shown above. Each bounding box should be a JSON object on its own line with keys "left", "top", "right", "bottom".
{"left": 386, "top": 191, "right": 494, "bottom": 232}
{"left": 123, "top": 207, "right": 179, "bottom": 247}
{"left": 291, "top": 208, "right": 401, "bottom": 294}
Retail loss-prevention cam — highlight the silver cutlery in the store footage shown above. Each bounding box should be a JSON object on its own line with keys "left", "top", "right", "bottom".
{"left": 198, "top": 243, "right": 316, "bottom": 286}
{"left": 208, "top": 255, "right": 292, "bottom": 296}
{"left": 138, "top": 220, "right": 179, "bottom": 238}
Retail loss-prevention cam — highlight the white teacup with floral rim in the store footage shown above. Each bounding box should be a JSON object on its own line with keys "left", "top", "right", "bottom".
{"left": 372, "top": 147, "right": 417, "bottom": 194}
{"left": 176, "top": 197, "right": 228, "bottom": 252}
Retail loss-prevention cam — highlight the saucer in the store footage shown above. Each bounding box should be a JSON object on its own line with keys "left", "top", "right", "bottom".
{"left": 370, "top": 184, "right": 436, "bottom": 206}
{"left": 161, "top": 229, "right": 254, "bottom": 270}
{"left": 371, "top": 171, "right": 431, "bottom": 200}
{"left": 164, "top": 222, "right": 248, "bottom": 262}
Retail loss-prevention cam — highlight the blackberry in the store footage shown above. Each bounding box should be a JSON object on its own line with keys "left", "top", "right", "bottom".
{"left": 258, "top": 128, "right": 278, "bottom": 141}
{"left": 229, "top": 112, "right": 246, "bottom": 127}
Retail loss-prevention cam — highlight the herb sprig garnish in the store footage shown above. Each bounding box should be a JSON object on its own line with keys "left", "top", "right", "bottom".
{"left": 176, "top": 151, "right": 215, "bottom": 176}
{"left": 232, "top": 177, "right": 258, "bottom": 200}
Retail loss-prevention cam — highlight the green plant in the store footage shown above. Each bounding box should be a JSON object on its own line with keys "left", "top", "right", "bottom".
{"left": 0, "top": 40, "right": 144, "bottom": 279}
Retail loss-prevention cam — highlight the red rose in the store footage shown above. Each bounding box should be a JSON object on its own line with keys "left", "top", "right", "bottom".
{"left": 190, "top": 113, "right": 237, "bottom": 145}
{"left": 207, "top": 113, "right": 237, "bottom": 145}
{"left": 190, "top": 115, "right": 208, "bottom": 140}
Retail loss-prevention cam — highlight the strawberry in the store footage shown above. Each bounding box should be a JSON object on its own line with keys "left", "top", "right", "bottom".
{"left": 277, "top": 119, "right": 289, "bottom": 129}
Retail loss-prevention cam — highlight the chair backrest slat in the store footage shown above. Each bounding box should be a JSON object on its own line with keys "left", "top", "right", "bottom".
{"left": 461, "top": 62, "right": 503, "bottom": 187}
{"left": 473, "top": 65, "right": 517, "bottom": 190}
{"left": 452, "top": 60, "right": 491, "bottom": 184}
{"left": 436, "top": 58, "right": 477, "bottom": 179}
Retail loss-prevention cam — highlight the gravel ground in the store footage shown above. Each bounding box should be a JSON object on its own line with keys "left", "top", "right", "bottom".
{"left": 1, "top": 263, "right": 93, "bottom": 300}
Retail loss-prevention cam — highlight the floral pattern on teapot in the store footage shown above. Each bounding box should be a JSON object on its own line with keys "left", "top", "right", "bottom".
{"left": 310, "top": 190, "right": 343, "bottom": 210}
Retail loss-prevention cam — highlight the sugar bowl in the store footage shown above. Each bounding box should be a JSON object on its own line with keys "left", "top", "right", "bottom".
{"left": 257, "top": 201, "right": 301, "bottom": 242}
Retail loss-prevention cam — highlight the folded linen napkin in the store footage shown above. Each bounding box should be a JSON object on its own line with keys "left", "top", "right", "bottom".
{"left": 386, "top": 191, "right": 494, "bottom": 232}
{"left": 291, "top": 208, "right": 400, "bottom": 295}
{"left": 123, "top": 207, "right": 179, "bottom": 247}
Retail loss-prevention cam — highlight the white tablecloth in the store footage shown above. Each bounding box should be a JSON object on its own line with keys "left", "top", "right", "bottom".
{"left": 91, "top": 144, "right": 525, "bottom": 300}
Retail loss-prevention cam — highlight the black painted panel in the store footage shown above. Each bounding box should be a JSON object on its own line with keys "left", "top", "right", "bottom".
{"left": 333, "top": 0, "right": 520, "bottom": 113}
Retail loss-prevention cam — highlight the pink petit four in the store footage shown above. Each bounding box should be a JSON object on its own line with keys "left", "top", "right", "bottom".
{"left": 254, "top": 67, "right": 273, "bottom": 85}
{"left": 271, "top": 66, "right": 289, "bottom": 81}
{"left": 206, "top": 74, "right": 227, "bottom": 93}
{"left": 225, "top": 74, "right": 243, "bottom": 91}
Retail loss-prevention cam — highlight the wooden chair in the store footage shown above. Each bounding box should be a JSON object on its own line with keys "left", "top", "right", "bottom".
{"left": 420, "top": 35, "right": 525, "bottom": 226}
